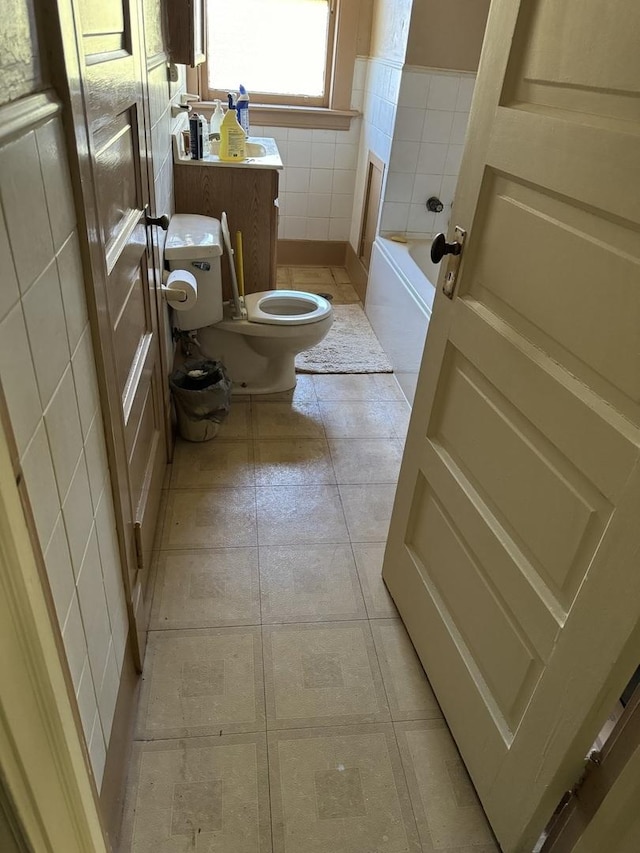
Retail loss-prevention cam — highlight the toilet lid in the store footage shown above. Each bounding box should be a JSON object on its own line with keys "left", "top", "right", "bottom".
{"left": 244, "top": 290, "right": 332, "bottom": 325}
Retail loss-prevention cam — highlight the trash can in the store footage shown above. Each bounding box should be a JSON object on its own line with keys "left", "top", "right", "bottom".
{"left": 169, "top": 359, "right": 232, "bottom": 442}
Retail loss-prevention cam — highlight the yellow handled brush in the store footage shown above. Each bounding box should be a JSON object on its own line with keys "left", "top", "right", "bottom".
{"left": 235, "top": 231, "right": 245, "bottom": 300}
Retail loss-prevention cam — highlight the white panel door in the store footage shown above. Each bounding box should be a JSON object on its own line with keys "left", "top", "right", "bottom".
{"left": 382, "top": 1, "right": 640, "bottom": 850}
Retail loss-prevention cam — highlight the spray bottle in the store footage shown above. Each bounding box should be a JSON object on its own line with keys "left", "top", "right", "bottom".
{"left": 209, "top": 99, "right": 225, "bottom": 140}
{"left": 219, "top": 94, "right": 247, "bottom": 161}
{"left": 236, "top": 84, "right": 250, "bottom": 137}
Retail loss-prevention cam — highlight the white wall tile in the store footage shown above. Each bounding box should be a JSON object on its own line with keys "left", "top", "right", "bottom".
{"left": 76, "top": 657, "right": 99, "bottom": 744}
{"left": 334, "top": 144, "right": 358, "bottom": 170}
{"left": 36, "top": 119, "right": 76, "bottom": 250}
{"left": 440, "top": 174, "right": 459, "bottom": 207}
{"left": 408, "top": 204, "right": 436, "bottom": 234}
{"left": 62, "top": 594, "right": 88, "bottom": 691}
{"left": 88, "top": 713, "right": 107, "bottom": 788}
{"left": 44, "top": 366, "right": 84, "bottom": 502}
{"left": 0, "top": 205, "right": 19, "bottom": 323}
{"left": 312, "top": 129, "right": 337, "bottom": 143}
{"left": 84, "top": 413, "right": 108, "bottom": 510}
{"left": 44, "top": 514, "right": 76, "bottom": 629}
{"left": 444, "top": 144, "right": 465, "bottom": 175}
{"left": 310, "top": 142, "right": 335, "bottom": 169}
{"left": 57, "top": 232, "right": 88, "bottom": 354}
{"left": 328, "top": 218, "right": 351, "bottom": 241}
{"left": 0, "top": 131, "right": 53, "bottom": 292}
{"left": 422, "top": 110, "right": 454, "bottom": 144}
{"left": 22, "top": 422, "right": 60, "bottom": 548}
{"left": 308, "top": 193, "right": 332, "bottom": 218}
{"left": 98, "top": 642, "right": 120, "bottom": 746}
{"left": 380, "top": 202, "right": 410, "bottom": 233}
{"left": 309, "top": 169, "right": 333, "bottom": 194}
{"left": 286, "top": 140, "right": 312, "bottom": 167}
{"left": 456, "top": 76, "right": 476, "bottom": 112}
{"left": 385, "top": 173, "right": 416, "bottom": 203}
{"left": 63, "top": 455, "right": 94, "bottom": 576}
{"left": 95, "top": 490, "right": 128, "bottom": 672}
{"left": 389, "top": 138, "right": 420, "bottom": 174}
{"left": 71, "top": 327, "right": 100, "bottom": 438}
{"left": 427, "top": 74, "right": 461, "bottom": 110}
{"left": 330, "top": 193, "right": 354, "bottom": 220}
{"left": 398, "top": 72, "right": 429, "bottom": 109}
{"left": 306, "top": 218, "right": 330, "bottom": 240}
{"left": 77, "top": 528, "right": 112, "bottom": 685}
{"left": 285, "top": 193, "right": 308, "bottom": 217}
{"left": 417, "top": 142, "right": 448, "bottom": 175}
{"left": 411, "top": 174, "right": 444, "bottom": 205}
{"left": 332, "top": 170, "right": 356, "bottom": 196}
{"left": 287, "top": 128, "right": 313, "bottom": 142}
{"left": 284, "top": 217, "right": 307, "bottom": 239}
{"left": 285, "top": 167, "right": 310, "bottom": 193}
{"left": 22, "top": 259, "right": 69, "bottom": 409}
{"left": 394, "top": 107, "right": 425, "bottom": 142}
{"left": 0, "top": 303, "right": 42, "bottom": 455}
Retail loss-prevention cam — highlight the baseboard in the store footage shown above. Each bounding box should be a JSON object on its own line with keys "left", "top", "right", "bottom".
{"left": 345, "top": 242, "right": 369, "bottom": 303}
{"left": 100, "top": 633, "right": 140, "bottom": 851}
{"left": 277, "top": 239, "right": 347, "bottom": 267}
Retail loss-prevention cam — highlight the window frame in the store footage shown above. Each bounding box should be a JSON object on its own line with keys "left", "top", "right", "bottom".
{"left": 196, "top": 0, "right": 359, "bottom": 130}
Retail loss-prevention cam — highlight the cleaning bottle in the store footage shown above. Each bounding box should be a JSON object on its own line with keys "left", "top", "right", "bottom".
{"left": 236, "top": 84, "right": 250, "bottom": 137}
{"left": 219, "top": 94, "right": 246, "bottom": 161}
{"left": 209, "top": 99, "right": 224, "bottom": 140}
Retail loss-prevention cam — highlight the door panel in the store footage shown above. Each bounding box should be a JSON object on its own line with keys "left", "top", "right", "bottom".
{"left": 58, "top": 0, "right": 168, "bottom": 669}
{"left": 382, "top": 0, "right": 640, "bottom": 849}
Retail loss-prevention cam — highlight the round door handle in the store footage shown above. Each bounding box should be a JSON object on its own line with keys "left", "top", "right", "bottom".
{"left": 430, "top": 232, "right": 462, "bottom": 264}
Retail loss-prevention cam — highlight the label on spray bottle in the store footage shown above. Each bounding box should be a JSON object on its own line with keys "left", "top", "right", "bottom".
{"left": 189, "top": 113, "right": 203, "bottom": 159}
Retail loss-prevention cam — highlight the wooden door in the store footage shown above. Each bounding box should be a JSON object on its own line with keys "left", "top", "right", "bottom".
{"left": 55, "top": 0, "right": 167, "bottom": 666}
{"left": 382, "top": 1, "right": 640, "bottom": 850}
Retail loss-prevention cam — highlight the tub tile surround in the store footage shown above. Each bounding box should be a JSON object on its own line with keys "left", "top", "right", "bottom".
{"left": 381, "top": 67, "right": 476, "bottom": 239}
{"left": 0, "top": 111, "right": 128, "bottom": 789}
{"left": 122, "top": 357, "right": 499, "bottom": 852}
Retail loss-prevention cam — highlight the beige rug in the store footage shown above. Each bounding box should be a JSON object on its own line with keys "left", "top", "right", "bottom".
{"left": 296, "top": 304, "right": 393, "bottom": 374}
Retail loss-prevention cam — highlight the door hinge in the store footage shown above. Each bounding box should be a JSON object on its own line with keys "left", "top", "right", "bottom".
{"left": 570, "top": 750, "right": 602, "bottom": 799}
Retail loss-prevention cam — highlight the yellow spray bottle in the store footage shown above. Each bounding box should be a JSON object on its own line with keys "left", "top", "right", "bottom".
{"left": 219, "top": 94, "right": 247, "bottom": 162}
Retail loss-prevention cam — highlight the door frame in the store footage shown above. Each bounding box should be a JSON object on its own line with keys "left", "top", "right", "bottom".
{"left": 0, "top": 409, "right": 108, "bottom": 853}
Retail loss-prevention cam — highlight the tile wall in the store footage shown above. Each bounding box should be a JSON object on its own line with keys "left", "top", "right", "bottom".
{"left": 250, "top": 59, "right": 366, "bottom": 243}
{"left": 0, "top": 108, "right": 129, "bottom": 787}
{"left": 380, "top": 67, "right": 476, "bottom": 238}
{"left": 349, "top": 56, "right": 403, "bottom": 249}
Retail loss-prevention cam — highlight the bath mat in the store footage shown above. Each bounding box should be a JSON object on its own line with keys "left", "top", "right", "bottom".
{"left": 296, "top": 304, "right": 393, "bottom": 374}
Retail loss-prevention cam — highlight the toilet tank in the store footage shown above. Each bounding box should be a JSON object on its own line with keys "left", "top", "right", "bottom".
{"left": 164, "top": 214, "right": 224, "bottom": 331}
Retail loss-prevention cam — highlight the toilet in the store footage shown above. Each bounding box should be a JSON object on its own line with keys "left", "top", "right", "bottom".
{"left": 164, "top": 214, "right": 333, "bottom": 394}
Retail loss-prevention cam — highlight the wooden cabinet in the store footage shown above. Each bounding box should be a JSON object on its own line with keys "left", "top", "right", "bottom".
{"left": 167, "top": 0, "right": 206, "bottom": 66}
{"left": 174, "top": 164, "right": 279, "bottom": 300}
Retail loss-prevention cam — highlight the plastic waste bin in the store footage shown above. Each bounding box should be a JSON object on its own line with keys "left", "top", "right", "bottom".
{"left": 169, "top": 359, "right": 232, "bottom": 442}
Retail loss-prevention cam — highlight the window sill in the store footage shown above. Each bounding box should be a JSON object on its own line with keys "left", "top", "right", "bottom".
{"left": 200, "top": 102, "right": 360, "bottom": 131}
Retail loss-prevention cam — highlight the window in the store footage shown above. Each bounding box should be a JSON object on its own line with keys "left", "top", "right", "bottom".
{"left": 200, "top": 0, "right": 359, "bottom": 128}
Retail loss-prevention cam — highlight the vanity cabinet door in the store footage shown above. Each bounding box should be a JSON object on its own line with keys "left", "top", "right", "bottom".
{"left": 174, "top": 165, "right": 279, "bottom": 298}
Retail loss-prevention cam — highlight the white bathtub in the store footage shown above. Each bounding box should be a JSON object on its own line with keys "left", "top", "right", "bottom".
{"left": 365, "top": 236, "right": 439, "bottom": 403}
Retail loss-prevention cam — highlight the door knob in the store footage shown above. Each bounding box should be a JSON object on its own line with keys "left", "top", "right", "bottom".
{"left": 430, "top": 232, "right": 462, "bottom": 264}
{"left": 145, "top": 211, "right": 170, "bottom": 230}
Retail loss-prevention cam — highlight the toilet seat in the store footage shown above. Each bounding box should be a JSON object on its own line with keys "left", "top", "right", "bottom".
{"left": 244, "top": 290, "right": 332, "bottom": 326}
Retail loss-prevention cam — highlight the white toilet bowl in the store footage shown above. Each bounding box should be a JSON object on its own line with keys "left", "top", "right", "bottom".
{"left": 164, "top": 214, "right": 334, "bottom": 395}
{"left": 199, "top": 290, "right": 333, "bottom": 394}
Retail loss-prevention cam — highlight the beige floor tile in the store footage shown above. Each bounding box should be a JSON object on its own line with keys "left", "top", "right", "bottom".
{"left": 268, "top": 725, "right": 420, "bottom": 853}
{"left": 336, "top": 283, "right": 361, "bottom": 303}
{"left": 121, "top": 734, "right": 272, "bottom": 853}
{"left": 289, "top": 266, "right": 334, "bottom": 285}
{"left": 259, "top": 544, "right": 366, "bottom": 623}
{"left": 136, "top": 627, "right": 265, "bottom": 738}
{"left": 215, "top": 401, "right": 253, "bottom": 440}
{"left": 170, "top": 439, "right": 255, "bottom": 488}
{"left": 254, "top": 439, "right": 335, "bottom": 486}
{"left": 352, "top": 543, "right": 398, "bottom": 619}
{"left": 252, "top": 401, "right": 325, "bottom": 439}
{"left": 256, "top": 485, "right": 349, "bottom": 545}
{"left": 329, "top": 438, "right": 404, "bottom": 484}
{"left": 319, "top": 401, "right": 398, "bottom": 438}
{"left": 254, "top": 373, "right": 317, "bottom": 402}
{"left": 339, "top": 484, "right": 396, "bottom": 542}
{"left": 263, "top": 621, "right": 390, "bottom": 728}
{"left": 150, "top": 548, "right": 260, "bottom": 629}
{"left": 330, "top": 266, "right": 352, "bottom": 284}
{"left": 371, "top": 619, "right": 442, "bottom": 721}
{"left": 313, "top": 373, "right": 405, "bottom": 402}
{"left": 395, "top": 720, "right": 499, "bottom": 851}
{"left": 388, "top": 400, "right": 412, "bottom": 439}
{"left": 162, "top": 488, "right": 257, "bottom": 549}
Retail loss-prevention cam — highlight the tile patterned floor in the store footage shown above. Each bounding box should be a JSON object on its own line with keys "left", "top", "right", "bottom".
{"left": 120, "top": 316, "right": 499, "bottom": 850}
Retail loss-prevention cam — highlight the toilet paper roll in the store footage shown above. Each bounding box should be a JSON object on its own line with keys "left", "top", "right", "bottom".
{"left": 164, "top": 269, "right": 198, "bottom": 310}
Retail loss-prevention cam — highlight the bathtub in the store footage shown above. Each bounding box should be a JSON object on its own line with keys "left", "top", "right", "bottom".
{"left": 365, "top": 236, "right": 439, "bottom": 404}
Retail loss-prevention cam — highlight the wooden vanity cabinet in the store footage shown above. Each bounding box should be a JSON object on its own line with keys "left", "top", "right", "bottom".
{"left": 174, "top": 164, "right": 279, "bottom": 301}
